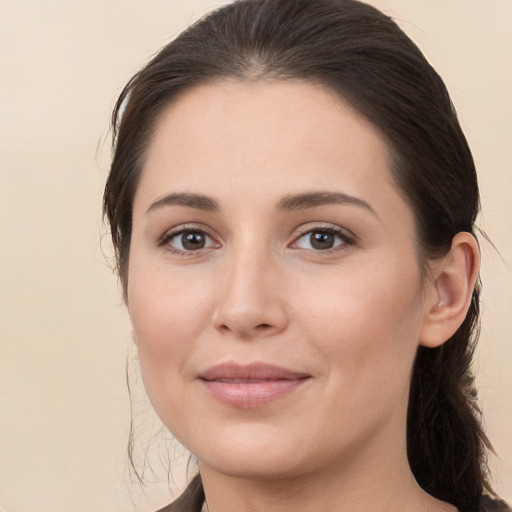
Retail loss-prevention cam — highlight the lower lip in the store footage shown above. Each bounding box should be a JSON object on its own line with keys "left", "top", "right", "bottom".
{"left": 201, "top": 378, "right": 309, "bottom": 408}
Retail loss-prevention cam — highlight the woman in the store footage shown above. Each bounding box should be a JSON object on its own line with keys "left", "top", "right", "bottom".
{"left": 103, "top": 0, "right": 510, "bottom": 511}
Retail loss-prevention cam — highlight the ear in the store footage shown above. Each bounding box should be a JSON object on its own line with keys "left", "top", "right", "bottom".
{"left": 419, "top": 232, "right": 480, "bottom": 348}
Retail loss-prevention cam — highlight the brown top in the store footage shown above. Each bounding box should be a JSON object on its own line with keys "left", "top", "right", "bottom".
{"left": 159, "top": 494, "right": 511, "bottom": 512}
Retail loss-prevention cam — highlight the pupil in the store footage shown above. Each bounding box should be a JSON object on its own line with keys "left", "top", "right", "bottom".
{"left": 311, "top": 231, "right": 334, "bottom": 250}
{"left": 182, "top": 232, "right": 205, "bottom": 250}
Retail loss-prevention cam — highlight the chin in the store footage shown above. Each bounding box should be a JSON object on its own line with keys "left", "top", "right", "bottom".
{"left": 191, "top": 422, "right": 345, "bottom": 483}
{"left": 185, "top": 424, "right": 306, "bottom": 478}
{"left": 200, "top": 452, "right": 308, "bottom": 482}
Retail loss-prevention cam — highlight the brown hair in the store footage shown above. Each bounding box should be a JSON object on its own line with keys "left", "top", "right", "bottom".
{"left": 103, "top": 1, "right": 506, "bottom": 511}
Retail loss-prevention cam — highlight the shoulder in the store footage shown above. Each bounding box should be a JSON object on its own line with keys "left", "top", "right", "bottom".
{"left": 480, "top": 495, "right": 511, "bottom": 512}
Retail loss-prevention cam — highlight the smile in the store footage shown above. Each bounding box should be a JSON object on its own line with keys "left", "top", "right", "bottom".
{"left": 199, "top": 363, "right": 311, "bottom": 408}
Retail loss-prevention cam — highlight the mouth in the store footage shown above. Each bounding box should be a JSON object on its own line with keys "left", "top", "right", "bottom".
{"left": 199, "top": 362, "right": 311, "bottom": 408}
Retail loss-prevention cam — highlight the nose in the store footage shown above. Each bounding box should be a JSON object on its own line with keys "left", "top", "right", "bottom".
{"left": 211, "top": 245, "right": 288, "bottom": 340}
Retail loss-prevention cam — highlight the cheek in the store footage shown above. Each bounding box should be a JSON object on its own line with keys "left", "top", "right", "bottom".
{"left": 129, "top": 265, "right": 209, "bottom": 352}
{"left": 127, "top": 268, "right": 212, "bottom": 430}
{"left": 293, "top": 259, "right": 424, "bottom": 386}
{"left": 127, "top": 266, "right": 215, "bottom": 416}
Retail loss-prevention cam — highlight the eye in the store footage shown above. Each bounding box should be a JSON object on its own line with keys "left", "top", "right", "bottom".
{"left": 162, "top": 229, "right": 218, "bottom": 253}
{"left": 292, "top": 227, "right": 353, "bottom": 251}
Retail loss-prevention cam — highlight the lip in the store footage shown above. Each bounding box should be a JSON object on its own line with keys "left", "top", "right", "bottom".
{"left": 199, "top": 362, "right": 311, "bottom": 408}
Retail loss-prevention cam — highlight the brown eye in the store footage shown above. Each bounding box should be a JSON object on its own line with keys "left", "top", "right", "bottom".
{"left": 181, "top": 231, "right": 206, "bottom": 250}
{"left": 165, "top": 229, "right": 217, "bottom": 252}
{"left": 292, "top": 227, "right": 352, "bottom": 252}
{"left": 310, "top": 231, "right": 336, "bottom": 250}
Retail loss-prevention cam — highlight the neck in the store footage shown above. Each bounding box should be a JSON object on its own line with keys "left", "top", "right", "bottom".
{"left": 197, "top": 418, "right": 456, "bottom": 512}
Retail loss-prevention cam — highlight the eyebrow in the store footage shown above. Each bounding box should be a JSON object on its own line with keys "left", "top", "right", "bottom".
{"left": 276, "top": 191, "right": 378, "bottom": 217}
{"left": 146, "top": 192, "right": 219, "bottom": 214}
{"left": 145, "top": 190, "right": 377, "bottom": 217}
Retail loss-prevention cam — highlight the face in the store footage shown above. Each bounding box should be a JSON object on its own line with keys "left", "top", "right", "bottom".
{"left": 128, "top": 81, "right": 431, "bottom": 481}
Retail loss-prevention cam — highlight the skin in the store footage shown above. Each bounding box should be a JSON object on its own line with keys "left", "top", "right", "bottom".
{"left": 127, "top": 81, "right": 478, "bottom": 512}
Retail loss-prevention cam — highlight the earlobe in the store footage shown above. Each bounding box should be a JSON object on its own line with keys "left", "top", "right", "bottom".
{"left": 419, "top": 232, "right": 480, "bottom": 348}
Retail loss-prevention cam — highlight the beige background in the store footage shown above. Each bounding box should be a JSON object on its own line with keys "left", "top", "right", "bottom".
{"left": 0, "top": 0, "right": 510, "bottom": 511}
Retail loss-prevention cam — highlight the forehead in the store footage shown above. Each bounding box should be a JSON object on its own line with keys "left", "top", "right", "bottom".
{"left": 134, "top": 80, "right": 407, "bottom": 223}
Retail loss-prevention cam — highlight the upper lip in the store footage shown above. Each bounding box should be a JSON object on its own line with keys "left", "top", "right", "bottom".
{"left": 199, "top": 362, "right": 311, "bottom": 382}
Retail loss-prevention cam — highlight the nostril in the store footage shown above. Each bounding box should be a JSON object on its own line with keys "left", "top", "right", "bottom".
{"left": 217, "top": 323, "right": 272, "bottom": 336}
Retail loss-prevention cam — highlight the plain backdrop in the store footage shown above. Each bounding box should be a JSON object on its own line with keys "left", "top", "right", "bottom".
{"left": 0, "top": 0, "right": 511, "bottom": 511}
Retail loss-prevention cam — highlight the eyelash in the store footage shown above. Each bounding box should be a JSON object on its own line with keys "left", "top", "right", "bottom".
{"left": 158, "top": 224, "right": 355, "bottom": 256}
{"left": 291, "top": 224, "right": 355, "bottom": 253}
{"left": 158, "top": 224, "right": 219, "bottom": 256}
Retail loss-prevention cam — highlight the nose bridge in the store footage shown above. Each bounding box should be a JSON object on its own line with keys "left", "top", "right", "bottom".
{"left": 213, "top": 232, "right": 286, "bottom": 338}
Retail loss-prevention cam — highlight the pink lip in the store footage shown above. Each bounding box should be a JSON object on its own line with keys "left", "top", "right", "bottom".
{"left": 199, "top": 363, "right": 311, "bottom": 408}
